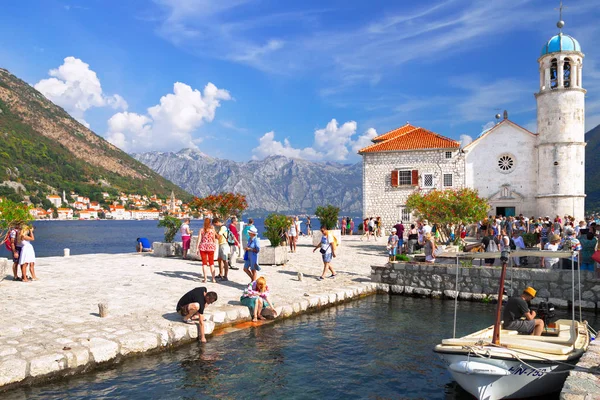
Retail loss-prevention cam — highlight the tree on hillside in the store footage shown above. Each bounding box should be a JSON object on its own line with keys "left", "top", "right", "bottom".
{"left": 192, "top": 192, "right": 248, "bottom": 219}
{"left": 0, "top": 198, "right": 34, "bottom": 242}
{"left": 405, "top": 188, "right": 489, "bottom": 242}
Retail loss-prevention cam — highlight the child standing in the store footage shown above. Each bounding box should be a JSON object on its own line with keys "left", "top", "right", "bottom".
{"left": 387, "top": 228, "right": 399, "bottom": 262}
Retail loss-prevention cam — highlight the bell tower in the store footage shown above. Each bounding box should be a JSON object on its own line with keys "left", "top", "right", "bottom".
{"left": 536, "top": 6, "right": 586, "bottom": 219}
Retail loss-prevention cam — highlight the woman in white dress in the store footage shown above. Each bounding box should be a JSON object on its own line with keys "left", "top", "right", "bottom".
{"left": 18, "top": 226, "right": 37, "bottom": 282}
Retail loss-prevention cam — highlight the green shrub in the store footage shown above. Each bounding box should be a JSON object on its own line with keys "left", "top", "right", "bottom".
{"left": 264, "top": 213, "right": 289, "bottom": 247}
{"left": 315, "top": 205, "right": 340, "bottom": 230}
{"left": 521, "top": 233, "right": 538, "bottom": 247}
{"left": 157, "top": 215, "right": 182, "bottom": 243}
{"left": 395, "top": 254, "right": 410, "bottom": 262}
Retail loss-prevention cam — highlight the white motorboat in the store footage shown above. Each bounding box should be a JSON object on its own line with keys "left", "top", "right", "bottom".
{"left": 435, "top": 250, "right": 591, "bottom": 400}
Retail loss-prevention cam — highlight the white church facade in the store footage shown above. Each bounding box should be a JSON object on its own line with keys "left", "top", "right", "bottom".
{"left": 360, "top": 22, "right": 586, "bottom": 226}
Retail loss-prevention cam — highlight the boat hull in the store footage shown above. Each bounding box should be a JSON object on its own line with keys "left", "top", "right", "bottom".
{"left": 436, "top": 352, "right": 574, "bottom": 400}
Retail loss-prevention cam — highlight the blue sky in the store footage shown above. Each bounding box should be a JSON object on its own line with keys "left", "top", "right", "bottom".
{"left": 1, "top": 0, "right": 599, "bottom": 162}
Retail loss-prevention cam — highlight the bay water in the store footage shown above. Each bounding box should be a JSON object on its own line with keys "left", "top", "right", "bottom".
{"left": 4, "top": 295, "right": 598, "bottom": 400}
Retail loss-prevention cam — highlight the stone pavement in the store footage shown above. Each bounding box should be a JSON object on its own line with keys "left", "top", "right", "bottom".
{"left": 0, "top": 235, "right": 387, "bottom": 390}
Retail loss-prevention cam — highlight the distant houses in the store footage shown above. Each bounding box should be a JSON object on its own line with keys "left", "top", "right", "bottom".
{"left": 35, "top": 190, "right": 192, "bottom": 220}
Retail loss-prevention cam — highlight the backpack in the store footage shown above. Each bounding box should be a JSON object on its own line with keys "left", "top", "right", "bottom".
{"left": 224, "top": 227, "right": 236, "bottom": 245}
{"left": 486, "top": 237, "right": 499, "bottom": 252}
{"left": 4, "top": 229, "right": 16, "bottom": 252}
{"left": 509, "top": 238, "right": 517, "bottom": 250}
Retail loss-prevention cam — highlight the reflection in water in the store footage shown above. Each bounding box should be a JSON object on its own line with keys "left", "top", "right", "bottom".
{"left": 4, "top": 295, "right": 598, "bottom": 400}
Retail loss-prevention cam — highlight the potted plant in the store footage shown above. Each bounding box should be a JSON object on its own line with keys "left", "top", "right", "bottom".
{"left": 153, "top": 215, "right": 183, "bottom": 257}
{"left": 313, "top": 205, "right": 341, "bottom": 246}
{"left": 260, "top": 213, "right": 290, "bottom": 265}
{"left": 521, "top": 233, "right": 539, "bottom": 248}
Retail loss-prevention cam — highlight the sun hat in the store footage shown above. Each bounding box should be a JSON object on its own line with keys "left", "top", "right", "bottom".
{"left": 523, "top": 287, "right": 536, "bottom": 298}
{"left": 391, "top": 228, "right": 397, "bottom": 233}
{"left": 248, "top": 226, "right": 258, "bottom": 235}
{"left": 550, "top": 234, "right": 561, "bottom": 242}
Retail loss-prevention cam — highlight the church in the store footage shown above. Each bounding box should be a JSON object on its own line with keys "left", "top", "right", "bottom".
{"left": 359, "top": 18, "right": 586, "bottom": 226}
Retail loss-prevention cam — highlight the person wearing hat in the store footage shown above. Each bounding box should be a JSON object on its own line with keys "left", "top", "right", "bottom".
{"left": 542, "top": 234, "right": 561, "bottom": 269}
{"left": 243, "top": 226, "right": 261, "bottom": 282}
{"left": 502, "top": 287, "right": 544, "bottom": 336}
{"left": 387, "top": 228, "right": 399, "bottom": 262}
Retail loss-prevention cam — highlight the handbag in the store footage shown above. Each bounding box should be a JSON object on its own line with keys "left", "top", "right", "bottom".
{"left": 592, "top": 250, "right": 600, "bottom": 264}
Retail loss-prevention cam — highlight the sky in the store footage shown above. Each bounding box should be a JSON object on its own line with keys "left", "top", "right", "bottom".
{"left": 1, "top": 0, "right": 599, "bottom": 163}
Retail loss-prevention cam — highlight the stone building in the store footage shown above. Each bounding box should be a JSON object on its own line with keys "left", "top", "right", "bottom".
{"left": 359, "top": 20, "right": 586, "bottom": 226}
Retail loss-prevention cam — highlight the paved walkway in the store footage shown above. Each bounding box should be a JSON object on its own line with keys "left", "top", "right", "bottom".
{"left": 0, "top": 235, "right": 387, "bottom": 389}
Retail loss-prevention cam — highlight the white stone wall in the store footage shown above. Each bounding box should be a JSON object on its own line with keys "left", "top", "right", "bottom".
{"left": 464, "top": 122, "right": 538, "bottom": 216}
{"left": 536, "top": 84, "right": 586, "bottom": 219}
{"left": 362, "top": 149, "right": 464, "bottom": 229}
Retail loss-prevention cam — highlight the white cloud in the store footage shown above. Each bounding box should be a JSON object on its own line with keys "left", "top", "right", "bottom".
{"left": 252, "top": 119, "right": 375, "bottom": 161}
{"left": 252, "top": 131, "right": 321, "bottom": 160}
{"left": 106, "top": 82, "right": 231, "bottom": 152}
{"left": 351, "top": 128, "right": 377, "bottom": 154}
{"left": 34, "top": 57, "right": 127, "bottom": 126}
{"left": 313, "top": 119, "right": 357, "bottom": 160}
{"left": 481, "top": 121, "right": 495, "bottom": 131}
{"left": 459, "top": 134, "right": 473, "bottom": 148}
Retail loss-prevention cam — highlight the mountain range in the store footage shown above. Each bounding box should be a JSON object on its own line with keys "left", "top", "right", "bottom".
{"left": 0, "top": 67, "right": 189, "bottom": 202}
{"left": 132, "top": 149, "right": 362, "bottom": 215}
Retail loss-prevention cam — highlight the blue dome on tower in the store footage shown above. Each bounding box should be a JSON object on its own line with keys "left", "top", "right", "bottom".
{"left": 541, "top": 33, "right": 581, "bottom": 56}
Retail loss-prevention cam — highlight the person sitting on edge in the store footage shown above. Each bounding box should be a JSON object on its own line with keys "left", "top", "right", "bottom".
{"left": 502, "top": 287, "right": 543, "bottom": 336}
{"left": 240, "top": 277, "right": 277, "bottom": 322}
{"left": 136, "top": 237, "right": 152, "bottom": 253}
{"left": 176, "top": 287, "right": 218, "bottom": 342}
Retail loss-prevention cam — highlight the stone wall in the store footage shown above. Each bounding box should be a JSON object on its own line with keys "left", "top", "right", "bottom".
{"left": 362, "top": 149, "right": 465, "bottom": 230}
{"left": 371, "top": 262, "right": 600, "bottom": 310}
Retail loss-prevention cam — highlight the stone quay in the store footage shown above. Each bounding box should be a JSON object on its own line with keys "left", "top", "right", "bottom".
{"left": 0, "top": 235, "right": 386, "bottom": 392}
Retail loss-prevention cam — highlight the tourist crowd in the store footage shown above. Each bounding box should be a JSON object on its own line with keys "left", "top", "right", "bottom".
{"left": 174, "top": 215, "right": 339, "bottom": 342}
{"left": 382, "top": 213, "right": 599, "bottom": 271}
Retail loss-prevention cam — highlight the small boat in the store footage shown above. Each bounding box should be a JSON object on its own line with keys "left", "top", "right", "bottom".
{"left": 434, "top": 250, "right": 591, "bottom": 400}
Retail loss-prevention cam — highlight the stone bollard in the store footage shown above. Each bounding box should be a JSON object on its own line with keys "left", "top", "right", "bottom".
{"left": 64, "top": 248, "right": 70, "bottom": 257}
{"left": 98, "top": 303, "right": 109, "bottom": 318}
{"left": 298, "top": 272, "right": 303, "bottom": 281}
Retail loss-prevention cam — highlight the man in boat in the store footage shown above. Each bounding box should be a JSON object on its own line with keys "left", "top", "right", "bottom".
{"left": 502, "top": 287, "right": 544, "bottom": 336}
{"left": 176, "top": 287, "right": 218, "bottom": 342}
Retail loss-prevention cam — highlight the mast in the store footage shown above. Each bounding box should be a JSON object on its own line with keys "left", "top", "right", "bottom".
{"left": 492, "top": 260, "right": 507, "bottom": 345}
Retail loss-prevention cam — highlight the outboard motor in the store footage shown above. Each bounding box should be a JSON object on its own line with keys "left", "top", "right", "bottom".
{"left": 535, "top": 301, "right": 556, "bottom": 325}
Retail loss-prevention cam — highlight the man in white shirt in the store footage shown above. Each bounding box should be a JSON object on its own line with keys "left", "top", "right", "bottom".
{"left": 511, "top": 231, "right": 526, "bottom": 266}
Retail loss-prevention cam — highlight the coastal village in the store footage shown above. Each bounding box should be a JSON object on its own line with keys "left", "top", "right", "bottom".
{"left": 32, "top": 190, "right": 190, "bottom": 220}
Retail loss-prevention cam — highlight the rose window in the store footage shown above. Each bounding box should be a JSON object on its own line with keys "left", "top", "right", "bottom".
{"left": 498, "top": 155, "right": 514, "bottom": 172}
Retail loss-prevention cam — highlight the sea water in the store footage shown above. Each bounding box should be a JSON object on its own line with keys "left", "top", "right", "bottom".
{"left": 4, "top": 295, "right": 598, "bottom": 400}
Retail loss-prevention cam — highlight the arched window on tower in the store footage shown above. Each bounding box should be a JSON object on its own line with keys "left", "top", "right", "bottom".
{"left": 564, "top": 58, "right": 571, "bottom": 88}
{"left": 550, "top": 58, "right": 558, "bottom": 89}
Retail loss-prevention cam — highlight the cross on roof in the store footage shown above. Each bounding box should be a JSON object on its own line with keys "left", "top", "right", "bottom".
{"left": 556, "top": 0, "right": 568, "bottom": 32}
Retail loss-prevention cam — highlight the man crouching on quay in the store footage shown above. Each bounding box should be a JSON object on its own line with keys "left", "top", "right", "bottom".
{"left": 502, "top": 286, "right": 544, "bottom": 336}
{"left": 176, "top": 287, "right": 218, "bottom": 342}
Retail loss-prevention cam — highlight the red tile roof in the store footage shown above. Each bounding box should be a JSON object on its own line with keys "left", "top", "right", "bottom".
{"left": 359, "top": 126, "right": 459, "bottom": 154}
{"left": 371, "top": 123, "right": 418, "bottom": 142}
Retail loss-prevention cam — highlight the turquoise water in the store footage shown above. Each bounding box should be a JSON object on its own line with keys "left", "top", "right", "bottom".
{"left": 5, "top": 295, "right": 596, "bottom": 399}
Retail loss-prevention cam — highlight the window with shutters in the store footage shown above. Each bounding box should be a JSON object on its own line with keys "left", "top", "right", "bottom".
{"left": 398, "top": 170, "right": 412, "bottom": 185}
{"left": 443, "top": 173, "right": 453, "bottom": 187}
{"left": 423, "top": 173, "right": 433, "bottom": 188}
